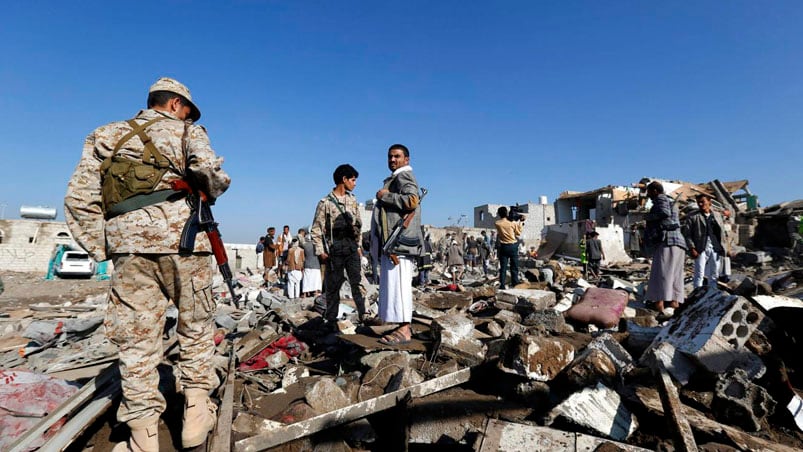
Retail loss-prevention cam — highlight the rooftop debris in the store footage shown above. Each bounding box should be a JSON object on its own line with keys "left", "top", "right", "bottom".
{"left": 1, "top": 189, "right": 802, "bottom": 451}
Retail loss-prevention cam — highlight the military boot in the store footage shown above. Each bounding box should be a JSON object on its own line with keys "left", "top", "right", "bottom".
{"left": 181, "top": 388, "right": 217, "bottom": 448}
{"left": 111, "top": 415, "right": 159, "bottom": 452}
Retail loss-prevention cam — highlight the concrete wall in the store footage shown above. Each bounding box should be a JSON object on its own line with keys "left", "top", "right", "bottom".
{"left": 0, "top": 219, "right": 74, "bottom": 273}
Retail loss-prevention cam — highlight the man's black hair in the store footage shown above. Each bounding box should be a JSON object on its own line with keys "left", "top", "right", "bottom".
{"left": 147, "top": 90, "right": 191, "bottom": 109}
{"left": 695, "top": 193, "right": 712, "bottom": 201}
{"left": 267, "top": 227, "right": 275, "bottom": 233}
{"left": 388, "top": 143, "right": 409, "bottom": 157}
{"left": 646, "top": 181, "right": 664, "bottom": 194}
{"left": 333, "top": 164, "right": 359, "bottom": 185}
{"left": 497, "top": 206, "right": 508, "bottom": 219}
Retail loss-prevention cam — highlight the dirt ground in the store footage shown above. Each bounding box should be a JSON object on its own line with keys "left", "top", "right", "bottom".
{"left": 0, "top": 270, "right": 110, "bottom": 309}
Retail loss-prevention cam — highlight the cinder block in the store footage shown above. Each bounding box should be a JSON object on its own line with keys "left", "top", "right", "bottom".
{"left": 546, "top": 382, "right": 639, "bottom": 441}
{"left": 712, "top": 368, "right": 776, "bottom": 431}
{"left": 643, "top": 289, "right": 765, "bottom": 380}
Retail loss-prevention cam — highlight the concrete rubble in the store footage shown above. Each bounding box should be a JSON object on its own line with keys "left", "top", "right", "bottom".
{"left": 1, "top": 179, "right": 802, "bottom": 451}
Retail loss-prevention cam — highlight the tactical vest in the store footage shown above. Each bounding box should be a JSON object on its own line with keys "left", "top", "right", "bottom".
{"left": 100, "top": 117, "right": 175, "bottom": 216}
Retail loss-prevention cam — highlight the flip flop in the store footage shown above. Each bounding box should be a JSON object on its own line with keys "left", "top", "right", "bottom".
{"left": 379, "top": 329, "right": 411, "bottom": 346}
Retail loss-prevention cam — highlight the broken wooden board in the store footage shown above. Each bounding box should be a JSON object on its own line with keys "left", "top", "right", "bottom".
{"left": 476, "top": 419, "right": 651, "bottom": 451}
{"left": 338, "top": 333, "right": 427, "bottom": 353}
{"left": 210, "top": 349, "right": 236, "bottom": 452}
{"left": 655, "top": 362, "right": 697, "bottom": 452}
{"left": 628, "top": 385, "right": 800, "bottom": 452}
{"left": 234, "top": 367, "right": 471, "bottom": 451}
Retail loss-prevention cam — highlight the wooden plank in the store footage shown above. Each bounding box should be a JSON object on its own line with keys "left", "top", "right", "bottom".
{"left": 209, "top": 349, "right": 236, "bottom": 452}
{"left": 38, "top": 381, "right": 118, "bottom": 452}
{"left": 7, "top": 364, "right": 116, "bottom": 452}
{"left": 655, "top": 362, "right": 698, "bottom": 452}
{"left": 235, "top": 367, "right": 471, "bottom": 452}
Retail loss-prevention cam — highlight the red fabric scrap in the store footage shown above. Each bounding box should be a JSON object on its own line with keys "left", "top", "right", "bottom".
{"left": 238, "top": 335, "right": 307, "bottom": 372}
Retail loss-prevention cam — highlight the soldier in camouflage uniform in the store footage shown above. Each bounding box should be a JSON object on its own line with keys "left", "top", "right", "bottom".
{"left": 310, "top": 164, "right": 367, "bottom": 329}
{"left": 64, "top": 77, "right": 230, "bottom": 452}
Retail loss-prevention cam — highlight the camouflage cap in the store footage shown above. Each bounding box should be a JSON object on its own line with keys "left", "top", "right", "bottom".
{"left": 149, "top": 77, "right": 201, "bottom": 122}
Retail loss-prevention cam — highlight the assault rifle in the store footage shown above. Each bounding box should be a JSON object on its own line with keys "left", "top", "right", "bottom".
{"left": 171, "top": 179, "right": 241, "bottom": 308}
{"left": 382, "top": 187, "right": 428, "bottom": 263}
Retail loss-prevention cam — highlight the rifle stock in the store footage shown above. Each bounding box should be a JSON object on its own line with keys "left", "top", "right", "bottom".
{"left": 381, "top": 188, "right": 428, "bottom": 256}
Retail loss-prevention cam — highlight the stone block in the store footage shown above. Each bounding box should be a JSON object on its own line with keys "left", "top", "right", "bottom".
{"left": 642, "top": 289, "right": 765, "bottom": 379}
{"left": 712, "top": 368, "right": 776, "bottom": 431}
{"left": 305, "top": 377, "right": 351, "bottom": 414}
{"left": 522, "top": 309, "right": 566, "bottom": 333}
{"left": 499, "top": 334, "right": 575, "bottom": 381}
{"left": 587, "top": 332, "right": 634, "bottom": 376}
{"left": 493, "top": 309, "right": 522, "bottom": 326}
{"left": 431, "top": 314, "right": 475, "bottom": 346}
{"left": 546, "top": 382, "right": 639, "bottom": 441}
{"left": 420, "top": 291, "right": 472, "bottom": 310}
{"left": 565, "top": 348, "right": 618, "bottom": 387}
{"left": 497, "top": 289, "right": 557, "bottom": 313}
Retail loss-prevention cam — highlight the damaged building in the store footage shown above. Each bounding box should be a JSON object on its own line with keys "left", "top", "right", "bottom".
{"left": 2, "top": 178, "right": 803, "bottom": 452}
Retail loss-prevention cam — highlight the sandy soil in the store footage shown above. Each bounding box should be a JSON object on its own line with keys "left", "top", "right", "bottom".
{"left": 0, "top": 270, "right": 110, "bottom": 310}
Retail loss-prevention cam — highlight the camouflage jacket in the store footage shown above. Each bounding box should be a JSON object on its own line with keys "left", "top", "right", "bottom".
{"left": 310, "top": 190, "right": 362, "bottom": 256}
{"left": 64, "top": 109, "right": 230, "bottom": 261}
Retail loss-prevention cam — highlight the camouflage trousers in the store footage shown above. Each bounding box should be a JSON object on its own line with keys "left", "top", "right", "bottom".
{"left": 107, "top": 253, "right": 219, "bottom": 423}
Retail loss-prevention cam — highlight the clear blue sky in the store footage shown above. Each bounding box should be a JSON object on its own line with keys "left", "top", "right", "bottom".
{"left": 1, "top": 1, "right": 801, "bottom": 244}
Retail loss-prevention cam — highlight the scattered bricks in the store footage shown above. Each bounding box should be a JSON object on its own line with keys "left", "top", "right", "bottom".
{"left": 498, "top": 334, "right": 575, "bottom": 381}
{"left": 522, "top": 309, "right": 566, "bottom": 334}
{"left": 420, "top": 291, "right": 472, "bottom": 310}
{"left": 712, "top": 368, "right": 776, "bottom": 431}
{"left": 587, "top": 332, "right": 635, "bottom": 376}
{"left": 546, "top": 382, "right": 639, "bottom": 441}
{"left": 565, "top": 348, "right": 618, "bottom": 388}
{"left": 643, "top": 289, "right": 766, "bottom": 379}
{"left": 493, "top": 309, "right": 522, "bottom": 326}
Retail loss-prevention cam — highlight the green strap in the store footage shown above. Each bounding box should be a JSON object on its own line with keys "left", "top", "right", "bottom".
{"left": 105, "top": 189, "right": 183, "bottom": 219}
{"left": 327, "top": 194, "right": 348, "bottom": 216}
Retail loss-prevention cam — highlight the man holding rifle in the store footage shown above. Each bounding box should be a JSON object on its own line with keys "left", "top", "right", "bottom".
{"left": 64, "top": 77, "right": 229, "bottom": 451}
{"left": 369, "top": 144, "right": 424, "bottom": 346}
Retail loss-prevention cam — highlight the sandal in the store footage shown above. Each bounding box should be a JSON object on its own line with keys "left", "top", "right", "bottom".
{"left": 379, "top": 329, "right": 411, "bottom": 346}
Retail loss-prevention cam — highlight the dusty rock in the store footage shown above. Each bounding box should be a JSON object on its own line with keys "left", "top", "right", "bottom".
{"left": 499, "top": 334, "right": 575, "bottom": 381}
{"left": 306, "top": 377, "right": 351, "bottom": 414}
{"left": 565, "top": 348, "right": 618, "bottom": 387}
{"left": 546, "top": 382, "right": 638, "bottom": 441}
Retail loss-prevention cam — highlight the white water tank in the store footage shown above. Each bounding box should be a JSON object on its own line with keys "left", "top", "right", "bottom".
{"left": 20, "top": 205, "right": 57, "bottom": 220}
{"left": 539, "top": 195, "right": 548, "bottom": 205}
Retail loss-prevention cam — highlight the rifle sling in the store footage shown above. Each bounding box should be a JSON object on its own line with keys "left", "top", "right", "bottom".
{"left": 105, "top": 189, "right": 185, "bottom": 220}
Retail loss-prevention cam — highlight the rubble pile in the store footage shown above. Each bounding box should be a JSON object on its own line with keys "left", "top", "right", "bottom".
{"left": 1, "top": 201, "right": 802, "bottom": 451}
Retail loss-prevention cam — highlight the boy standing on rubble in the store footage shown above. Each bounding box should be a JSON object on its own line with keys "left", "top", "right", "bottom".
{"left": 64, "top": 77, "right": 229, "bottom": 451}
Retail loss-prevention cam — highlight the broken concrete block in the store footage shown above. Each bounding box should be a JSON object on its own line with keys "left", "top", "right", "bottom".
{"left": 493, "top": 309, "right": 522, "bottom": 326}
{"left": 522, "top": 309, "right": 566, "bottom": 333}
{"left": 500, "top": 321, "right": 527, "bottom": 339}
{"left": 565, "top": 287, "right": 628, "bottom": 328}
{"left": 622, "top": 321, "right": 661, "bottom": 356}
{"left": 712, "top": 368, "right": 776, "bottom": 431}
{"left": 499, "top": 334, "right": 575, "bottom": 381}
{"left": 565, "top": 348, "right": 618, "bottom": 388}
{"left": 643, "top": 289, "right": 766, "bottom": 380}
{"left": 587, "top": 332, "right": 634, "bottom": 376}
{"left": 476, "top": 420, "right": 651, "bottom": 452}
{"left": 306, "top": 377, "right": 351, "bottom": 414}
{"left": 419, "top": 291, "right": 472, "bottom": 310}
{"left": 336, "top": 319, "right": 356, "bottom": 335}
{"left": 496, "top": 289, "right": 556, "bottom": 313}
{"left": 431, "top": 314, "right": 475, "bottom": 346}
{"left": 360, "top": 350, "right": 411, "bottom": 369}
{"left": 484, "top": 320, "right": 504, "bottom": 338}
{"left": 640, "top": 341, "right": 698, "bottom": 386}
{"left": 281, "top": 364, "right": 310, "bottom": 388}
{"left": 546, "top": 382, "right": 639, "bottom": 441}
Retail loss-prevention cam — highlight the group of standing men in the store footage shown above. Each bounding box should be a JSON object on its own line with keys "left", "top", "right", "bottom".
{"left": 644, "top": 181, "right": 729, "bottom": 315}
{"left": 62, "top": 77, "right": 425, "bottom": 451}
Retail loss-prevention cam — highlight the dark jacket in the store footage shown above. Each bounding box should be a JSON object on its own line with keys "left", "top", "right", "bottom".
{"left": 645, "top": 193, "right": 686, "bottom": 251}
{"left": 370, "top": 167, "right": 424, "bottom": 257}
{"left": 683, "top": 210, "right": 725, "bottom": 254}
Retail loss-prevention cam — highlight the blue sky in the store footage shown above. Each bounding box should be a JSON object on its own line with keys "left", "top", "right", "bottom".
{"left": 1, "top": 1, "right": 801, "bottom": 244}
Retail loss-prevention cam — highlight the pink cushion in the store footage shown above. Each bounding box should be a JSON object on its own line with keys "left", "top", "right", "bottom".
{"left": 565, "top": 287, "right": 628, "bottom": 328}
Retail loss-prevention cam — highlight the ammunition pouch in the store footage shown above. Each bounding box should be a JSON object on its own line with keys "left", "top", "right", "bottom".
{"left": 100, "top": 117, "right": 175, "bottom": 217}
